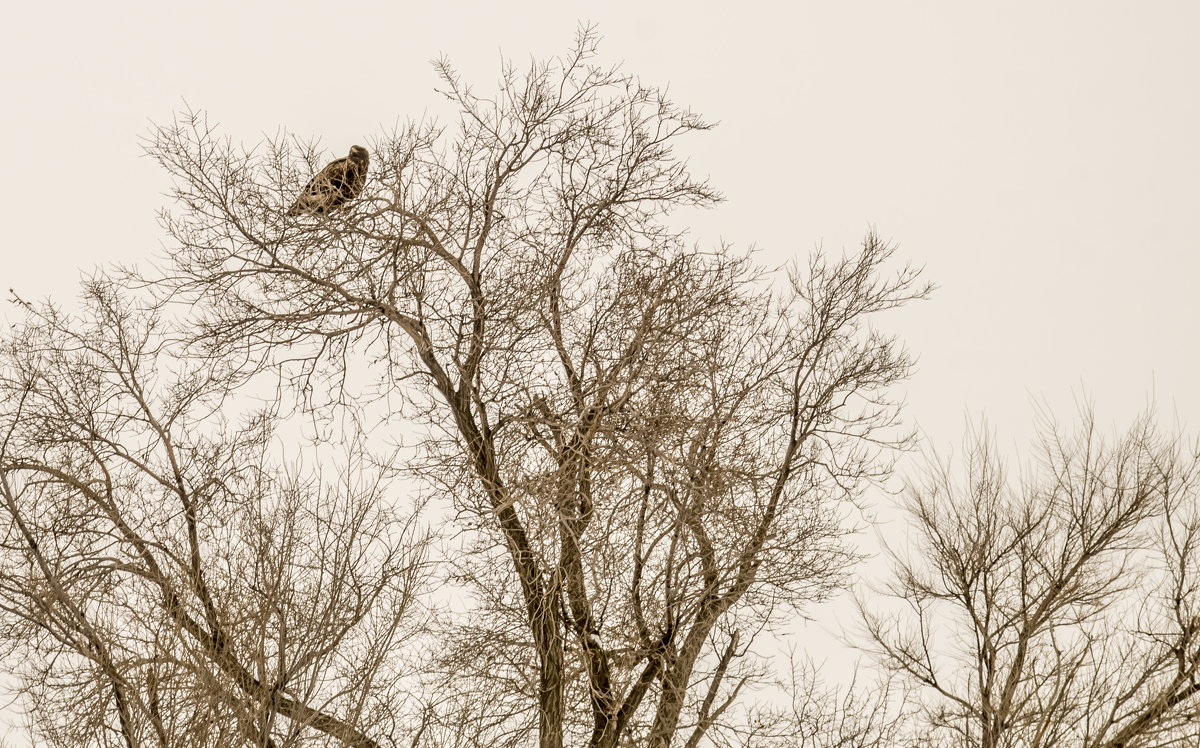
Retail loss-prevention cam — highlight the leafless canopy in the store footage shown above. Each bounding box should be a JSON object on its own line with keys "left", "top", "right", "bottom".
{"left": 0, "top": 284, "right": 430, "bottom": 747}
{"left": 1, "top": 27, "right": 931, "bottom": 748}
{"left": 861, "top": 409, "right": 1200, "bottom": 748}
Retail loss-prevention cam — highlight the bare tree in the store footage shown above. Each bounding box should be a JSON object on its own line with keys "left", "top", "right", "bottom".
{"left": 778, "top": 661, "right": 914, "bottom": 748}
{"left": 860, "top": 408, "right": 1200, "bottom": 748}
{"left": 0, "top": 283, "right": 432, "bottom": 746}
{"left": 694, "top": 654, "right": 917, "bottom": 748}
{"left": 134, "top": 27, "right": 930, "bottom": 748}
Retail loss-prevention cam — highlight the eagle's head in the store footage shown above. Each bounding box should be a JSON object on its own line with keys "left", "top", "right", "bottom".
{"left": 349, "top": 145, "right": 369, "bottom": 164}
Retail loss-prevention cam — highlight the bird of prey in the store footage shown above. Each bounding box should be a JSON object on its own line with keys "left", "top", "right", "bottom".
{"left": 287, "top": 145, "right": 370, "bottom": 216}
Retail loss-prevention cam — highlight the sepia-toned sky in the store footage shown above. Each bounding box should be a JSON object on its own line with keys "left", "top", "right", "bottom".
{"left": 1, "top": 0, "right": 1198, "bottom": 731}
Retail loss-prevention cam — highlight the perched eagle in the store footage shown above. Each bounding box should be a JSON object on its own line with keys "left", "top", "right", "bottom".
{"left": 287, "top": 145, "right": 370, "bottom": 216}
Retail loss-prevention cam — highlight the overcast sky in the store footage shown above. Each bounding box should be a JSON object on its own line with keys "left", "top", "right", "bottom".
{"left": 1, "top": 0, "right": 1198, "bottom": 730}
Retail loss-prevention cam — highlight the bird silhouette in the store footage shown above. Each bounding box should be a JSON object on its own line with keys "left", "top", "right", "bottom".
{"left": 287, "top": 145, "right": 369, "bottom": 216}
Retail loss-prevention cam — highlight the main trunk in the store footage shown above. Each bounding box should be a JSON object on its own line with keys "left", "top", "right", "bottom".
{"left": 537, "top": 615, "right": 566, "bottom": 748}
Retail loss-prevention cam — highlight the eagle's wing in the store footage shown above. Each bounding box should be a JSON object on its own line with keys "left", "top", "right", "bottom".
{"left": 287, "top": 156, "right": 351, "bottom": 216}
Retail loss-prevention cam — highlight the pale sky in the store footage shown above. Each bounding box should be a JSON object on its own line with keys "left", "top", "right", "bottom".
{"left": 1, "top": 0, "right": 1198, "bottom": 734}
